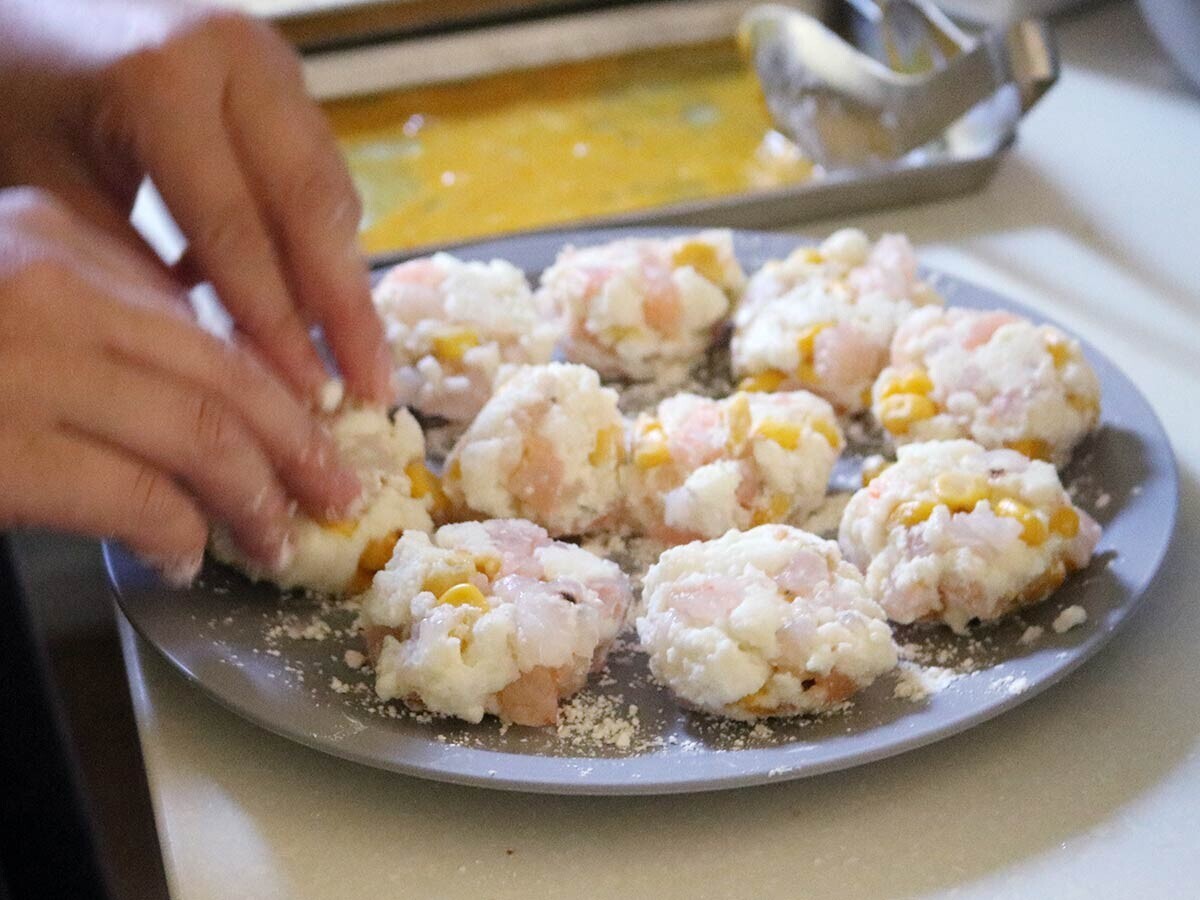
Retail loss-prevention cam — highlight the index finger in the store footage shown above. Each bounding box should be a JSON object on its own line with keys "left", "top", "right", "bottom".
{"left": 222, "top": 23, "right": 392, "bottom": 404}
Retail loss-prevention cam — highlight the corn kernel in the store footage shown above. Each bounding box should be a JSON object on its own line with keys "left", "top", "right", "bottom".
{"left": 589, "top": 426, "right": 623, "bottom": 466}
{"left": 357, "top": 529, "right": 402, "bottom": 573}
{"left": 877, "top": 393, "right": 937, "bottom": 434}
{"left": 749, "top": 493, "right": 792, "bottom": 526}
{"left": 738, "top": 369, "right": 788, "bottom": 393}
{"left": 634, "top": 439, "right": 671, "bottom": 469}
{"left": 860, "top": 386, "right": 874, "bottom": 408}
{"left": 994, "top": 497, "right": 1049, "bottom": 545}
{"left": 1044, "top": 332, "right": 1074, "bottom": 367}
{"left": 933, "top": 471, "right": 989, "bottom": 512}
{"left": 322, "top": 519, "right": 357, "bottom": 537}
{"left": 795, "top": 361, "right": 819, "bottom": 384}
{"left": 422, "top": 555, "right": 478, "bottom": 598}
{"left": 810, "top": 417, "right": 842, "bottom": 449}
{"left": 671, "top": 240, "right": 724, "bottom": 285}
{"left": 725, "top": 393, "right": 753, "bottom": 453}
{"left": 475, "top": 555, "right": 502, "bottom": 580}
{"left": 1049, "top": 506, "right": 1080, "bottom": 538}
{"left": 1068, "top": 394, "right": 1099, "bottom": 417}
{"left": 796, "top": 321, "right": 833, "bottom": 359}
{"left": 754, "top": 418, "right": 801, "bottom": 450}
{"left": 879, "top": 367, "right": 934, "bottom": 399}
{"left": 800, "top": 247, "right": 824, "bottom": 264}
{"left": 437, "top": 582, "right": 489, "bottom": 609}
{"left": 405, "top": 461, "right": 438, "bottom": 499}
{"left": 431, "top": 329, "right": 479, "bottom": 365}
{"left": 446, "top": 459, "right": 462, "bottom": 482}
{"left": 891, "top": 499, "right": 936, "bottom": 527}
{"left": 1006, "top": 438, "right": 1051, "bottom": 461}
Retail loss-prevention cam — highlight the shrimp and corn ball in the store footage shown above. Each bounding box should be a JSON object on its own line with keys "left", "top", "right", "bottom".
{"left": 372, "top": 253, "right": 560, "bottom": 422}
{"left": 731, "top": 229, "right": 942, "bottom": 412}
{"left": 637, "top": 525, "right": 898, "bottom": 720}
{"left": 210, "top": 407, "right": 436, "bottom": 595}
{"left": 839, "top": 440, "right": 1101, "bottom": 633}
{"left": 872, "top": 307, "right": 1101, "bottom": 465}
{"left": 442, "top": 363, "right": 626, "bottom": 537}
{"left": 361, "top": 519, "right": 633, "bottom": 726}
{"left": 627, "top": 390, "right": 843, "bottom": 543}
{"left": 538, "top": 230, "right": 745, "bottom": 382}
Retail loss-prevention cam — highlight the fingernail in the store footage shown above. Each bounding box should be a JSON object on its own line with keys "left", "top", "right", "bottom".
{"left": 274, "top": 533, "right": 295, "bottom": 572}
{"left": 319, "top": 378, "right": 345, "bottom": 414}
{"left": 152, "top": 552, "right": 204, "bottom": 588}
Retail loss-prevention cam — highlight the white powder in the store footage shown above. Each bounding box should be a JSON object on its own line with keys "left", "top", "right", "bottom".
{"left": 1052, "top": 605, "right": 1088, "bottom": 633}
{"left": 892, "top": 662, "right": 960, "bottom": 701}
{"left": 1018, "top": 625, "right": 1044, "bottom": 646}
{"left": 555, "top": 692, "right": 640, "bottom": 751}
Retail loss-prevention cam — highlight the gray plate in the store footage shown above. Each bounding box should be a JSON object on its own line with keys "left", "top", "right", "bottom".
{"left": 104, "top": 228, "right": 1178, "bottom": 795}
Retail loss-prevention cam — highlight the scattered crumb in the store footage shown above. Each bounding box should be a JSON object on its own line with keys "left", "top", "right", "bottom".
{"left": 893, "top": 661, "right": 960, "bottom": 701}
{"left": 344, "top": 650, "right": 365, "bottom": 670}
{"left": 1094, "top": 493, "right": 1111, "bottom": 510}
{"left": 1052, "top": 605, "right": 1088, "bottom": 634}
{"left": 555, "top": 692, "right": 640, "bottom": 751}
{"left": 990, "top": 674, "right": 1029, "bottom": 696}
{"left": 330, "top": 677, "right": 351, "bottom": 695}
{"left": 1018, "top": 625, "right": 1044, "bottom": 646}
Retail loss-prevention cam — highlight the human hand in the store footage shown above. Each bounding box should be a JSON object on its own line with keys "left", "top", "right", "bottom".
{"left": 0, "top": 189, "right": 362, "bottom": 583}
{"left": 0, "top": 0, "right": 391, "bottom": 404}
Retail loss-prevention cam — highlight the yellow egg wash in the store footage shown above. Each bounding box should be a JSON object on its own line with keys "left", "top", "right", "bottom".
{"left": 323, "top": 41, "right": 813, "bottom": 253}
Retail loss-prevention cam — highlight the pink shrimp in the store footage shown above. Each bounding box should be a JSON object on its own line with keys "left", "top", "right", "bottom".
{"left": 669, "top": 403, "right": 725, "bottom": 469}
{"left": 664, "top": 575, "right": 747, "bottom": 624}
{"left": 961, "top": 311, "right": 1019, "bottom": 349}
{"left": 848, "top": 233, "right": 919, "bottom": 299}
{"left": 507, "top": 432, "right": 565, "bottom": 521}
{"left": 774, "top": 548, "right": 830, "bottom": 595}
{"left": 479, "top": 519, "right": 552, "bottom": 579}
{"left": 495, "top": 664, "right": 587, "bottom": 726}
{"left": 813, "top": 324, "right": 886, "bottom": 406}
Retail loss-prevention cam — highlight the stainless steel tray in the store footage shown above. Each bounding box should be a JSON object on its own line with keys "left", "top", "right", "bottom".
{"left": 301, "top": 0, "right": 1038, "bottom": 264}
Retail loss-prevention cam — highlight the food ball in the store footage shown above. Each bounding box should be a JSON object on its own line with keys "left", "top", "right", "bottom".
{"left": 373, "top": 253, "right": 559, "bottom": 422}
{"left": 731, "top": 229, "right": 941, "bottom": 412}
{"left": 361, "top": 519, "right": 633, "bottom": 726}
{"left": 441, "top": 363, "right": 626, "bottom": 536}
{"left": 871, "top": 307, "right": 1101, "bottom": 465}
{"left": 210, "top": 407, "right": 436, "bottom": 595}
{"left": 626, "top": 390, "right": 843, "bottom": 543}
{"left": 637, "top": 525, "right": 898, "bottom": 720}
{"left": 538, "top": 230, "right": 745, "bottom": 382}
{"left": 838, "top": 440, "right": 1102, "bottom": 633}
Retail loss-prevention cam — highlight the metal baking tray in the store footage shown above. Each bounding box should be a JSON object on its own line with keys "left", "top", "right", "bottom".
{"left": 300, "top": 0, "right": 1039, "bottom": 264}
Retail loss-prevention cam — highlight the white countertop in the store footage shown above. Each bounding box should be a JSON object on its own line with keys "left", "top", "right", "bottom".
{"left": 125, "top": 3, "right": 1200, "bottom": 897}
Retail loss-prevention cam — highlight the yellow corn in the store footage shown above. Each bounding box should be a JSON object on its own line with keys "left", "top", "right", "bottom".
{"left": 1068, "top": 394, "right": 1100, "bottom": 417}
{"left": 431, "top": 329, "right": 479, "bottom": 365}
{"left": 879, "top": 367, "right": 934, "bottom": 399}
{"left": 796, "top": 321, "right": 833, "bottom": 359}
{"left": 1049, "top": 506, "right": 1080, "bottom": 538}
{"left": 634, "top": 438, "right": 671, "bottom": 469}
{"left": 589, "top": 425, "right": 623, "bottom": 466}
{"left": 405, "top": 461, "right": 438, "bottom": 499}
{"left": 738, "top": 370, "right": 788, "bottom": 393}
{"left": 725, "top": 393, "right": 753, "bottom": 453}
{"left": 933, "top": 471, "right": 989, "bottom": 512}
{"left": 1044, "top": 332, "right": 1074, "bottom": 368}
{"left": 671, "top": 240, "right": 724, "bottom": 285}
{"left": 357, "top": 530, "right": 402, "bottom": 573}
{"left": 795, "top": 361, "right": 819, "bottom": 384}
{"left": 877, "top": 393, "right": 937, "bottom": 434}
{"left": 751, "top": 493, "right": 792, "bottom": 526}
{"left": 474, "top": 555, "right": 502, "bottom": 580}
{"left": 860, "top": 386, "right": 874, "bottom": 409}
{"left": 437, "top": 582, "right": 489, "bottom": 609}
{"left": 322, "top": 519, "right": 358, "bottom": 537}
{"left": 755, "top": 418, "right": 801, "bottom": 450}
{"left": 445, "top": 459, "right": 462, "bottom": 482}
{"left": 422, "top": 555, "right": 478, "bottom": 598}
{"left": 1006, "top": 438, "right": 1051, "bottom": 461}
{"left": 810, "top": 417, "right": 842, "bottom": 449}
{"left": 891, "top": 499, "right": 936, "bottom": 527}
{"left": 800, "top": 247, "right": 824, "bottom": 264}
{"left": 994, "top": 497, "right": 1049, "bottom": 545}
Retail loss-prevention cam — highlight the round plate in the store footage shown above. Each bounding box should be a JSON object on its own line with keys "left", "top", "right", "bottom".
{"left": 105, "top": 227, "right": 1178, "bottom": 795}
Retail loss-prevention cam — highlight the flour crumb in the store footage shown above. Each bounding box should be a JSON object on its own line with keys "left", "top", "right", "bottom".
{"left": 1052, "top": 605, "right": 1087, "bottom": 634}
{"left": 1094, "top": 493, "right": 1111, "bottom": 510}
{"left": 330, "top": 677, "right": 351, "bottom": 694}
{"left": 893, "top": 662, "right": 960, "bottom": 701}
{"left": 344, "top": 649, "right": 365, "bottom": 670}
{"left": 1018, "top": 625, "right": 1044, "bottom": 646}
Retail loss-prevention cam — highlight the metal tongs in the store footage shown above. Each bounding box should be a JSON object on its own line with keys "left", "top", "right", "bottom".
{"left": 740, "top": 0, "right": 1058, "bottom": 168}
